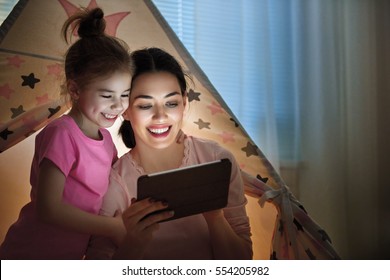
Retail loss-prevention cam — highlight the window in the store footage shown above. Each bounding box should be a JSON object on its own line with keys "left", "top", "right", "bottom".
{"left": 152, "top": 0, "right": 298, "bottom": 162}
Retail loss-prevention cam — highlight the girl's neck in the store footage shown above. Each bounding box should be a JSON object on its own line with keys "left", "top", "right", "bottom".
{"left": 131, "top": 141, "right": 185, "bottom": 174}
{"left": 68, "top": 107, "right": 101, "bottom": 140}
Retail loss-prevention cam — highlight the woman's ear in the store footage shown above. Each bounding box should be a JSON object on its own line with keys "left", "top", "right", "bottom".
{"left": 122, "top": 108, "right": 131, "bottom": 121}
{"left": 183, "top": 91, "right": 189, "bottom": 115}
{"left": 184, "top": 92, "right": 188, "bottom": 106}
{"left": 67, "top": 80, "right": 80, "bottom": 101}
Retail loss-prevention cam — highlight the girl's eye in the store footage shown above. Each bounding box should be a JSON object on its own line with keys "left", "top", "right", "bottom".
{"left": 101, "top": 95, "right": 112, "bottom": 99}
{"left": 121, "top": 94, "right": 129, "bottom": 98}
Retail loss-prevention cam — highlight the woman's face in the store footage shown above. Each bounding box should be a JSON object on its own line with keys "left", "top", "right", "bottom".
{"left": 124, "top": 71, "right": 186, "bottom": 150}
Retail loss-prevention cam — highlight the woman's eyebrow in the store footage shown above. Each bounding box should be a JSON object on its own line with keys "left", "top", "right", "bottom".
{"left": 165, "top": 92, "right": 180, "bottom": 98}
{"left": 134, "top": 92, "right": 180, "bottom": 100}
{"left": 97, "top": 88, "right": 131, "bottom": 93}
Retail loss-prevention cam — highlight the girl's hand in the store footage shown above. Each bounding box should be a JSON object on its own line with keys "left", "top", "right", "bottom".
{"left": 114, "top": 198, "right": 173, "bottom": 259}
{"left": 111, "top": 210, "right": 127, "bottom": 246}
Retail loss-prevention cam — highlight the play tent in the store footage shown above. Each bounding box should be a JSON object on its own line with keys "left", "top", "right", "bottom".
{"left": 0, "top": 0, "right": 339, "bottom": 259}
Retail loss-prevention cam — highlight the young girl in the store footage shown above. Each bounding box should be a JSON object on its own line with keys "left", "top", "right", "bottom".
{"left": 0, "top": 8, "right": 168, "bottom": 260}
{"left": 86, "top": 47, "right": 253, "bottom": 260}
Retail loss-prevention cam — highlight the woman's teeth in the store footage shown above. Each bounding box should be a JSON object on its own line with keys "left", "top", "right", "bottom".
{"left": 149, "top": 127, "right": 169, "bottom": 134}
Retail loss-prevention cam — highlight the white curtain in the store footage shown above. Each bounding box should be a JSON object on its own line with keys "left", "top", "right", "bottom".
{"left": 153, "top": 0, "right": 390, "bottom": 259}
{"left": 1, "top": 0, "right": 388, "bottom": 259}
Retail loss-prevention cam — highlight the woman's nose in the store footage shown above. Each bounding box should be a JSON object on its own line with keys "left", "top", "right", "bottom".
{"left": 152, "top": 106, "right": 167, "bottom": 120}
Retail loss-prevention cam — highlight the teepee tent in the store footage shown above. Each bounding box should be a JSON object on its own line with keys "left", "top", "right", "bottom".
{"left": 0, "top": 0, "right": 339, "bottom": 259}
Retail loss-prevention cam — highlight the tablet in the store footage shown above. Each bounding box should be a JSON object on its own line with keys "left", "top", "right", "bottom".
{"left": 137, "top": 158, "right": 232, "bottom": 222}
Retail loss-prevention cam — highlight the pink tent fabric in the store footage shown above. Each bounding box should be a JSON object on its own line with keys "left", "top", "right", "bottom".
{"left": 0, "top": 0, "right": 339, "bottom": 259}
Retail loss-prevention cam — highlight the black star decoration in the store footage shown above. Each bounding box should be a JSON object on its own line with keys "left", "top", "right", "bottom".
{"left": 11, "top": 105, "right": 25, "bottom": 118}
{"left": 0, "top": 128, "right": 13, "bottom": 140}
{"left": 21, "top": 73, "right": 40, "bottom": 89}
{"left": 241, "top": 141, "right": 259, "bottom": 157}
{"left": 256, "top": 174, "right": 269, "bottom": 183}
{"left": 278, "top": 220, "right": 284, "bottom": 234}
{"left": 187, "top": 89, "right": 201, "bottom": 102}
{"left": 293, "top": 218, "right": 304, "bottom": 231}
{"left": 48, "top": 106, "right": 61, "bottom": 118}
{"left": 305, "top": 248, "right": 316, "bottom": 260}
{"left": 229, "top": 117, "right": 239, "bottom": 128}
{"left": 318, "top": 229, "right": 332, "bottom": 243}
{"left": 194, "top": 118, "right": 210, "bottom": 130}
{"left": 298, "top": 204, "right": 308, "bottom": 214}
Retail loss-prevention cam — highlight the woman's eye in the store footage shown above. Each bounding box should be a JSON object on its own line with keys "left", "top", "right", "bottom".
{"left": 166, "top": 102, "right": 178, "bottom": 108}
{"left": 137, "top": 104, "right": 152, "bottom": 110}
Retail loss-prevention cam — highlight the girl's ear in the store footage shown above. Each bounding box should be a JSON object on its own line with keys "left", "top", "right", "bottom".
{"left": 67, "top": 80, "right": 80, "bottom": 101}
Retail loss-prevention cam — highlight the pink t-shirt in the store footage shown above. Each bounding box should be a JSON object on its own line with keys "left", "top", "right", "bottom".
{"left": 87, "top": 136, "right": 251, "bottom": 259}
{"left": 0, "top": 115, "right": 117, "bottom": 259}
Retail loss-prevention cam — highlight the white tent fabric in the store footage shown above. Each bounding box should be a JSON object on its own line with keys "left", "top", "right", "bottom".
{"left": 0, "top": 0, "right": 339, "bottom": 259}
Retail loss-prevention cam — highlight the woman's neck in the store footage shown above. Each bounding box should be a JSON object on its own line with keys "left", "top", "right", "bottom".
{"left": 131, "top": 141, "right": 185, "bottom": 174}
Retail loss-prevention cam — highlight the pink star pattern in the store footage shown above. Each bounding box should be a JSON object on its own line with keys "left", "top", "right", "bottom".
{"left": 219, "top": 131, "right": 235, "bottom": 143}
{"left": 47, "top": 63, "right": 63, "bottom": 79}
{"left": 58, "top": 0, "right": 130, "bottom": 37}
{"left": 36, "top": 94, "right": 50, "bottom": 106}
{"left": 6, "top": 55, "right": 25, "bottom": 68}
{"left": 207, "top": 101, "right": 224, "bottom": 115}
{"left": 0, "top": 83, "right": 14, "bottom": 100}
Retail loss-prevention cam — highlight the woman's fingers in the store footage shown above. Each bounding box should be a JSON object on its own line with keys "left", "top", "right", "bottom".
{"left": 139, "top": 209, "right": 174, "bottom": 229}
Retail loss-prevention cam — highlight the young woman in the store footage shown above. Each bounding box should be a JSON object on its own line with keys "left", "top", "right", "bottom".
{"left": 87, "top": 47, "right": 252, "bottom": 260}
{"left": 0, "top": 8, "right": 169, "bottom": 260}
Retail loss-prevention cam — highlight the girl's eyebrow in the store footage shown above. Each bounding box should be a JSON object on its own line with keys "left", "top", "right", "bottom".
{"left": 134, "top": 91, "right": 180, "bottom": 100}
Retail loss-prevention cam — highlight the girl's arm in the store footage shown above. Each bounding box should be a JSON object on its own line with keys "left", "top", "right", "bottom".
{"left": 203, "top": 209, "right": 253, "bottom": 260}
{"left": 36, "top": 158, "right": 126, "bottom": 244}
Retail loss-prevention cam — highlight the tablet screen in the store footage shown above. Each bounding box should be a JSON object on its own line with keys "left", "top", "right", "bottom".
{"left": 137, "top": 158, "right": 232, "bottom": 222}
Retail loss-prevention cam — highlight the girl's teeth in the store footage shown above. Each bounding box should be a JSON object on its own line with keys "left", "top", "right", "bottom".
{"left": 103, "top": 113, "right": 116, "bottom": 119}
{"left": 149, "top": 127, "right": 169, "bottom": 134}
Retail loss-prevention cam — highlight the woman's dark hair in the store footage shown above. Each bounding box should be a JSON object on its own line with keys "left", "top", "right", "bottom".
{"left": 61, "top": 7, "right": 132, "bottom": 101}
{"left": 119, "top": 47, "right": 190, "bottom": 149}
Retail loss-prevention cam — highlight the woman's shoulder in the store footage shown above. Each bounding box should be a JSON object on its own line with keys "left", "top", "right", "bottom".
{"left": 186, "top": 135, "right": 234, "bottom": 160}
{"left": 112, "top": 152, "right": 136, "bottom": 173}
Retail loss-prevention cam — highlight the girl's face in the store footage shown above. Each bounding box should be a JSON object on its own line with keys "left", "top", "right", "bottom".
{"left": 74, "top": 71, "right": 131, "bottom": 134}
{"left": 124, "top": 71, "right": 187, "bottom": 150}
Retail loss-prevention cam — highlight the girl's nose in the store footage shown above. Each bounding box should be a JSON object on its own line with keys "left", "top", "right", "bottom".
{"left": 111, "top": 97, "right": 124, "bottom": 110}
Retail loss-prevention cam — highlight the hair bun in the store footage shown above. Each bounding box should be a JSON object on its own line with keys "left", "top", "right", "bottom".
{"left": 77, "top": 7, "right": 106, "bottom": 39}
